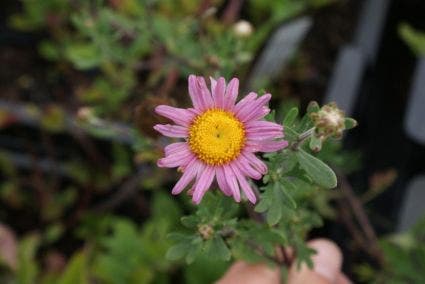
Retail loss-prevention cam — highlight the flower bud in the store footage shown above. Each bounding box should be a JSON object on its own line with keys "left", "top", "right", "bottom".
{"left": 198, "top": 224, "right": 214, "bottom": 240}
{"left": 310, "top": 102, "right": 346, "bottom": 139}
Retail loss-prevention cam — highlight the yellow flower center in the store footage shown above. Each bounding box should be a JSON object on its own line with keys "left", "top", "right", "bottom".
{"left": 188, "top": 109, "right": 245, "bottom": 166}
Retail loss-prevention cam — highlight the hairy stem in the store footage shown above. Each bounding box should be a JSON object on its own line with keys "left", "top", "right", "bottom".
{"left": 291, "top": 127, "right": 315, "bottom": 150}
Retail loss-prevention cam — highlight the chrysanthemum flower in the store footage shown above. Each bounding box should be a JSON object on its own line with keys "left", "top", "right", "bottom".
{"left": 154, "top": 75, "right": 288, "bottom": 204}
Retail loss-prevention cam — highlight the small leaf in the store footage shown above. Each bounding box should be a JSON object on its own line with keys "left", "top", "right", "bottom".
{"left": 166, "top": 243, "right": 190, "bottom": 261}
{"left": 210, "top": 236, "right": 231, "bottom": 261}
{"left": 295, "top": 149, "right": 337, "bottom": 189}
{"left": 181, "top": 216, "right": 199, "bottom": 228}
{"left": 309, "top": 135, "right": 322, "bottom": 152}
{"left": 282, "top": 107, "right": 299, "bottom": 126}
{"left": 58, "top": 251, "right": 88, "bottom": 284}
{"left": 254, "top": 198, "right": 270, "bottom": 213}
{"left": 266, "top": 184, "right": 283, "bottom": 226}
{"left": 185, "top": 237, "right": 202, "bottom": 264}
{"left": 399, "top": 23, "right": 425, "bottom": 56}
{"left": 344, "top": 118, "right": 357, "bottom": 130}
{"left": 65, "top": 43, "right": 102, "bottom": 70}
{"left": 307, "top": 101, "right": 320, "bottom": 113}
{"left": 279, "top": 180, "right": 297, "bottom": 209}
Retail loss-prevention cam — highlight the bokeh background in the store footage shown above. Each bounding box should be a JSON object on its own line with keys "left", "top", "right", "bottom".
{"left": 0, "top": 0, "right": 424, "bottom": 283}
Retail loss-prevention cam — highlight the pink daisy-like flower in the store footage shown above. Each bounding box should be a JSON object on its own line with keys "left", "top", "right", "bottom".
{"left": 154, "top": 75, "right": 288, "bottom": 204}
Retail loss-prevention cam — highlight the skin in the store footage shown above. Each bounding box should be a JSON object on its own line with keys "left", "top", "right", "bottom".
{"left": 217, "top": 239, "right": 351, "bottom": 284}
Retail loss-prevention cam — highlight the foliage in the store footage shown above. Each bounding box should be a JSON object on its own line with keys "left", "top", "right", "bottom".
{"left": 0, "top": 0, "right": 393, "bottom": 283}
{"left": 8, "top": 0, "right": 330, "bottom": 116}
{"left": 399, "top": 23, "right": 425, "bottom": 57}
{"left": 356, "top": 216, "right": 425, "bottom": 284}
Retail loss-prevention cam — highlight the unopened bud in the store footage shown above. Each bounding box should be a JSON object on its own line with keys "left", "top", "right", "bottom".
{"left": 198, "top": 224, "right": 214, "bottom": 240}
{"left": 310, "top": 102, "right": 346, "bottom": 139}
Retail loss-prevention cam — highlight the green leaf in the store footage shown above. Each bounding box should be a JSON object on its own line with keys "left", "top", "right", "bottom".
{"left": 254, "top": 198, "right": 270, "bottom": 213}
{"left": 344, "top": 118, "right": 357, "bottom": 130}
{"left": 65, "top": 43, "right": 102, "bottom": 70}
{"left": 58, "top": 251, "right": 88, "bottom": 284}
{"left": 266, "top": 184, "right": 283, "bottom": 226}
{"left": 399, "top": 23, "right": 425, "bottom": 56}
{"left": 295, "top": 149, "right": 337, "bottom": 189}
{"left": 166, "top": 243, "right": 191, "bottom": 261}
{"left": 181, "top": 216, "right": 199, "bottom": 228}
{"left": 307, "top": 101, "right": 320, "bottom": 113}
{"left": 185, "top": 237, "right": 203, "bottom": 264}
{"left": 17, "top": 234, "right": 40, "bottom": 284}
{"left": 309, "top": 135, "right": 322, "bottom": 152}
{"left": 208, "top": 236, "right": 231, "bottom": 261}
{"left": 282, "top": 107, "right": 299, "bottom": 126}
{"left": 279, "top": 180, "right": 297, "bottom": 209}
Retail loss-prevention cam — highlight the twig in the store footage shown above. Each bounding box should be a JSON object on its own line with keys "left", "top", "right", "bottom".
{"left": 93, "top": 166, "right": 147, "bottom": 212}
{"left": 337, "top": 173, "right": 384, "bottom": 265}
{"left": 222, "top": 0, "right": 245, "bottom": 24}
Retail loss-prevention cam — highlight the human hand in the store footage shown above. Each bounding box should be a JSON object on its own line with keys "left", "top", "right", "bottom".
{"left": 217, "top": 239, "right": 351, "bottom": 284}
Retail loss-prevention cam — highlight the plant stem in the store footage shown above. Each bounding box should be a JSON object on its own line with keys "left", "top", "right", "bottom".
{"left": 291, "top": 127, "right": 315, "bottom": 150}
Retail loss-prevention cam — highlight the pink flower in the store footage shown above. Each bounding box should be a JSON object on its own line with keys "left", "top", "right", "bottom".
{"left": 154, "top": 75, "right": 288, "bottom": 204}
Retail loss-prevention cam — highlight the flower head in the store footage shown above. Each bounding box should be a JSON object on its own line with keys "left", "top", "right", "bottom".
{"left": 154, "top": 75, "right": 288, "bottom": 204}
{"left": 310, "top": 102, "right": 346, "bottom": 139}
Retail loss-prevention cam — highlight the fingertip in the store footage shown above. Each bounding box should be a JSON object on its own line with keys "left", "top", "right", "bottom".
{"left": 307, "top": 239, "right": 343, "bottom": 283}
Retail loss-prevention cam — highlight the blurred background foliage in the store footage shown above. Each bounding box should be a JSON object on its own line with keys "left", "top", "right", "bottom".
{"left": 0, "top": 0, "right": 423, "bottom": 283}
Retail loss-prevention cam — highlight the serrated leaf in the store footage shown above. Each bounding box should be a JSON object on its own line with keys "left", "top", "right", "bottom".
{"left": 282, "top": 107, "right": 299, "bottom": 126}
{"left": 295, "top": 149, "right": 337, "bottom": 189}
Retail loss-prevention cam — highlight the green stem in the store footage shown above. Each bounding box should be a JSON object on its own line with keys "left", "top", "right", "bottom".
{"left": 291, "top": 127, "right": 315, "bottom": 150}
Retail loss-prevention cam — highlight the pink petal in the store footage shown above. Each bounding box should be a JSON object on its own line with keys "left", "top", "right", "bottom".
{"left": 245, "top": 120, "right": 284, "bottom": 132}
{"left": 242, "top": 152, "right": 268, "bottom": 174}
{"left": 224, "top": 78, "right": 239, "bottom": 110}
{"left": 154, "top": 124, "right": 188, "bottom": 138}
{"left": 196, "top": 76, "right": 214, "bottom": 110}
{"left": 171, "top": 158, "right": 199, "bottom": 194}
{"left": 248, "top": 106, "right": 271, "bottom": 122}
{"left": 231, "top": 164, "right": 257, "bottom": 204}
{"left": 158, "top": 150, "right": 194, "bottom": 168}
{"left": 234, "top": 157, "right": 262, "bottom": 180}
{"left": 237, "top": 94, "right": 271, "bottom": 122}
{"left": 188, "top": 75, "right": 203, "bottom": 110}
{"left": 155, "top": 105, "right": 195, "bottom": 126}
{"left": 211, "top": 77, "right": 226, "bottom": 109}
{"left": 216, "top": 166, "right": 233, "bottom": 196}
{"left": 234, "top": 92, "right": 258, "bottom": 114}
{"left": 246, "top": 129, "right": 284, "bottom": 140}
{"left": 164, "top": 142, "right": 187, "bottom": 156}
{"left": 192, "top": 166, "right": 215, "bottom": 204}
{"left": 210, "top": 77, "right": 217, "bottom": 93}
{"left": 246, "top": 140, "right": 289, "bottom": 153}
{"left": 223, "top": 164, "right": 241, "bottom": 202}
{"left": 188, "top": 75, "right": 214, "bottom": 111}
